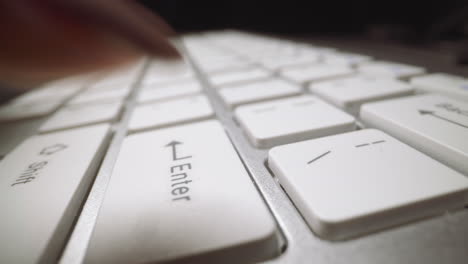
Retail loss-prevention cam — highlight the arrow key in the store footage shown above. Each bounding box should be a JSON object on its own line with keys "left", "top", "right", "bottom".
{"left": 361, "top": 94, "right": 468, "bottom": 175}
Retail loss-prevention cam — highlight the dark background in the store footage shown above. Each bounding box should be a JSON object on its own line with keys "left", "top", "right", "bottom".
{"left": 141, "top": 0, "right": 468, "bottom": 42}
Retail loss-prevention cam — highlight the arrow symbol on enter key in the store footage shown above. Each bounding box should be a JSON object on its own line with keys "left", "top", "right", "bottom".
{"left": 418, "top": 110, "right": 468, "bottom": 129}
{"left": 165, "top": 140, "right": 192, "bottom": 161}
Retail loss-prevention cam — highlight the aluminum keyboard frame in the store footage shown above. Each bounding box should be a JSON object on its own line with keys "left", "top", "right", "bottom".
{"left": 59, "top": 35, "right": 468, "bottom": 264}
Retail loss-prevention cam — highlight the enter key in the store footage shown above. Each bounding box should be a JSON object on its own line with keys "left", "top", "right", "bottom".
{"left": 86, "top": 120, "right": 280, "bottom": 264}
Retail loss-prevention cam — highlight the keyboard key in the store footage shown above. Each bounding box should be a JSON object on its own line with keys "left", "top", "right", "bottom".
{"left": 142, "top": 60, "right": 193, "bottom": 85}
{"left": 361, "top": 94, "right": 468, "bottom": 175}
{"left": 86, "top": 120, "right": 279, "bottom": 264}
{"left": 128, "top": 95, "right": 214, "bottom": 133}
{"left": 8, "top": 85, "right": 83, "bottom": 106}
{"left": 268, "top": 129, "right": 468, "bottom": 240}
{"left": 7, "top": 74, "right": 90, "bottom": 106}
{"left": 208, "top": 67, "right": 271, "bottom": 87}
{"left": 137, "top": 79, "right": 202, "bottom": 104}
{"left": 219, "top": 78, "right": 302, "bottom": 108}
{"left": 0, "top": 119, "right": 45, "bottom": 158}
{"left": 358, "top": 61, "right": 425, "bottom": 80}
{"left": 39, "top": 100, "right": 123, "bottom": 133}
{"left": 323, "top": 52, "right": 372, "bottom": 67}
{"left": 410, "top": 73, "right": 468, "bottom": 102}
{"left": 309, "top": 75, "right": 413, "bottom": 115}
{"left": 235, "top": 95, "right": 355, "bottom": 148}
{"left": 90, "top": 73, "right": 135, "bottom": 91}
{"left": 68, "top": 85, "right": 132, "bottom": 105}
{"left": 195, "top": 57, "right": 251, "bottom": 73}
{"left": 0, "top": 100, "right": 64, "bottom": 122}
{"left": 90, "top": 60, "right": 145, "bottom": 89}
{"left": 0, "top": 124, "right": 111, "bottom": 264}
{"left": 279, "top": 64, "right": 354, "bottom": 85}
{"left": 260, "top": 54, "right": 319, "bottom": 70}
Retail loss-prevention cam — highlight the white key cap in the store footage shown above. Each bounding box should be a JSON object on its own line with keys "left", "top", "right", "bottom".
{"left": 0, "top": 124, "right": 111, "bottom": 264}
{"left": 0, "top": 100, "right": 63, "bottom": 122}
{"left": 309, "top": 75, "right": 414, "bottom": 115}
{"left": 68, "top": 85, "right": 132, "bottom": 105}
{"left": 8, "top": 85, "right": 82, "bottom": 106}
{"left": 196, "top": 58, "right": 250, "bottom": 74}
{"left": 129, "top": 95, "right": 214, "bottom": 133}
{"left": 137, "top": 79, "right": 202, "bottom": 104}
{"left": 361, "top": 94, "right": 468, "bottom": 175}
{"left": 0, "top": 119, "right": 44, "bottom": 159}
{"left": 260, "top": 54, "right": 319, "bottom": 70}
{"left": 268, "top": 129, "right": 468, "bottom": 240}
{"left": 323, "top": 52, "right": 372, "bottom": 67}
{"left": 358, "top": 61, "right": 425, "bottom": 80}
{"left": 142, "top": 60, "right": 193, "bottom": 85}
{"left": 90, "top": 73, "right": 135, "bottom": 91}
{"left": 38, "top": 74, "right": 92, "bottom": 91}
{"left": 90, "top": 60, "right": 144, "bottom": 89}
{"left": 219, "top": 78, "right": 302, "bottom": 108}
{"left": 235, "top": 95, "right": 355, "bottom": 148}
{"left": 208, "top": 67, "right": 271, "bottom": 87}
{"left": 410, "top": 73, "right": 468, "bottom": 102}
{"left": 280, "top": 64, "right": 354, "bottom": 85}
{"left": 39, "top": 100, "right": 123, "bottom": 132}
{"left": 86, "top": 120, "right": 279, "bottom": 264}
{"left": 7, "top": 74, "right": 90, "bottom": 105}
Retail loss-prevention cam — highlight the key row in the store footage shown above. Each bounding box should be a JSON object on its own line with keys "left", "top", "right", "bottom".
{"left": 2, "top": 112, "right": 467, "bottom": 264}
{"left": 135, "top": 78, "right": 468, "bottom": 180}
{"left": 183, "top": 32, "right": 468, "bottom": 104}
{"left": 0, "top": 61, "right": 145, "bottom": 123}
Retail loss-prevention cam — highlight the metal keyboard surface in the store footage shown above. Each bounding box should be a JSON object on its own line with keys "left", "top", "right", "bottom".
{"left": 12, "top": 32, "right": 468, "bottom": 264}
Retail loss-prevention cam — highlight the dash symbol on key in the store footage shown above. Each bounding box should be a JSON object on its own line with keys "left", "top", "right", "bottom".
{"left": 307, "top": 150, "right": 331, "bottom": 165}
{"left": 355, "top": 143, "right": 369, "bottom": 148}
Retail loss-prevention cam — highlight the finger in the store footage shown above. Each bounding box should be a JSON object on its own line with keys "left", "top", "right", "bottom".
{"left": 44, "top": 0, "right": 180, "bottom": 58}
{"left": 0, "top": 0, "right": 179, "bottom": 87}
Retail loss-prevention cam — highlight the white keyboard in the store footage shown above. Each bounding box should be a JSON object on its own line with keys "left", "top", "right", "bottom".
{"left": 1, "top": 30, "right": 468, "bottom": 264}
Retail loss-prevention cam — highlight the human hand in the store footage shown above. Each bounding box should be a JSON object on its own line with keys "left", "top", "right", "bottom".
{"left": 0, "top": 0, "right": 180, "bottom": 89}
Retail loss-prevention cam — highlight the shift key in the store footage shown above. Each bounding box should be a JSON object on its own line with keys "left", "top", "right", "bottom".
{"left": 86, "top": 120, "right": 280, "bottom": 264}
{"left": 0, "top": 124, "right": 111, "bottom": 264}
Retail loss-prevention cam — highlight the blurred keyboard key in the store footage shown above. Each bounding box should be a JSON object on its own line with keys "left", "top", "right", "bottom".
{"left": 0, "top": 100, "right": 64, "bottom": 122}
{"left": 260, "top": 54, "right": 319, "bottom": 70}
{"left": 129, "top": 95, "right": 214, "bottom": 133}
{"left": 280, "top": 64, "right": 354, "bottom": 85}
{"left": 142, "top": 60, "right": 193, "bottom": 85}
{"left": 68, "top": 85, "right": 132, "bottom": 105}
{"left": 323, "top": 52, "right": 372, "bottom": 67}
{"left": 310, "top": 75, "right": 413, "bottom": 115}
{"left": 361, "top": 94, "right": 468, "bottom": 175}
{"left": 410, "top": 73, "right": 468, "bottom": 102}
{"left": 235, "top": 95, "right": 355, "bottom": 148}
{"left": 219, "top": 78, "right": 302, "bottom": 108}
{"left": 208, "top": 67, "right": 271, "bottom": 87}
{"left": 358, "top": 61, "right": 425, "bottom": 80}
{"left": 40, "top": 100, "right": 123, "bottom": 133}
{"left": 137, "top": 79, "right": 202, "bottom": 104}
